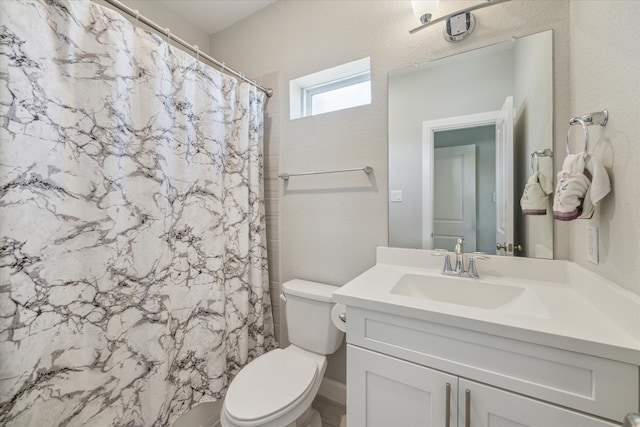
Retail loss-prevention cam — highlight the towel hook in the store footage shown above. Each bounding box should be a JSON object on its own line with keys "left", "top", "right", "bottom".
{"left": 566, "top": 117, "right": 589, "bottom": 158}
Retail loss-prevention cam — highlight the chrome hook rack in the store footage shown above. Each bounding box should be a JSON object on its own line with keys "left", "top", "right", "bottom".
{"left": 566, "top": 109, "right": 608, "bottom": 156}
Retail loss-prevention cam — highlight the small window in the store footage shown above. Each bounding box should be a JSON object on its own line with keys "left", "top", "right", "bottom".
{"left": 290, "top": 57, "right": 371, "bottom": 119}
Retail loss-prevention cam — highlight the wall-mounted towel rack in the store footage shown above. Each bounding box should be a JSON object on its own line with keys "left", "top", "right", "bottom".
{"left": 279, "top": 166, "right": 373, "bottom": 181}
{"left": 530, "top": 149, "right": 553, "bottom": 173}
{"left": 566, "top": 109, "right": 608, "bottom": 156}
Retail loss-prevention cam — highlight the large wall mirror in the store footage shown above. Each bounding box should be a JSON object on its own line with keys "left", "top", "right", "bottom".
{"left": 389, "top": 30, "right": 554, "bottom": 258}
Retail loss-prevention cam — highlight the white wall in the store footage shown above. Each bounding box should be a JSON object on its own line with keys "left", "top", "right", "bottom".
{"left": 100, "top": 0, "right": 210, "bottom": 53}
{"left": 209, "top": 0, "right": 572, "bottom": 385}
{"left": 569, "top": 1, "right": 640, "bottom": 294}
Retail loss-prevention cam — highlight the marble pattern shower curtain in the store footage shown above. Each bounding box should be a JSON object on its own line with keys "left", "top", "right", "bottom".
{"left": 0, "top": 1, "right": 276, "bottom": 425}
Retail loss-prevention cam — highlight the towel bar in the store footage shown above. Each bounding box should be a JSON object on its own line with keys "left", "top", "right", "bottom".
{"left": 279, "top": 166, "right": 373, "bottom": 181}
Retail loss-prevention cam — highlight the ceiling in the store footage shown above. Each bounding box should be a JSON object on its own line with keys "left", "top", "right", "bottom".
{"left": 157, "top": 0, "right": 276, "bottom": 35}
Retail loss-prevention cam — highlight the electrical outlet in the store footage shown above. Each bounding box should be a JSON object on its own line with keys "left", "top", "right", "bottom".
{"left": 586, "top": 225, "right": 599, "bottom": 264}
{"left": 390, "top": 190, "right": 403, "bottom": 202}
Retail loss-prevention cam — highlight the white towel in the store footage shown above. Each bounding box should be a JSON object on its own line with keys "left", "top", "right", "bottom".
{"left": 552, "top": 152, "right": 610, "bottom": 221}
{"left": 538, "top": 169, "right": 554, "bottom": 195}
{"left": 520, "top": 172, "right": 551, "bottom": 215}
{"left": 583, "top": 153, "right": 611, "bottom": 205}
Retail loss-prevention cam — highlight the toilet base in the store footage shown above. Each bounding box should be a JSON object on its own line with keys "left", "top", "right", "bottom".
{"left": 283, "top": 406, "right": 321, "bottom": 427}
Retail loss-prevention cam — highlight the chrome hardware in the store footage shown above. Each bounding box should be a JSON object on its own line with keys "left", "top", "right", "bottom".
{"left": 338, "top": 312, "right": 347, "bottom": 323}
{"left": 434, "top": 241, "right": 486, "bottom": 278}
{"left": 465, "top": 389, "right": 471, "bottom": 427}
{"left": 445, "top": 383, "right": 451, "bottom": 427}
{"left": 497, "top": 243, "right": 521, "bottom": 253}
{"left": 624, "top": 413, "right": 640, "bottom": 427}
{"left": 454, "top": 238, "right": 465, "bottom": 274}
{"left": 569, "top": 109, "right": 608, "bottom": 127}
{"left": 566, "top": 109, "right": 608, "bottom": 158}
{"left": 442, "top": 254, "right": 456, "bottom": 275}
{"left": 432, "top": 250, "right": 457, "bottom": 276}
{"left": 279, "top": 166, "right": 373, "bottom": 180}
{"left": 530, "top": 149, "right": 553, "bottom": 174}
{"left": 464, "top": 256, "right": 488, "bottom": 278}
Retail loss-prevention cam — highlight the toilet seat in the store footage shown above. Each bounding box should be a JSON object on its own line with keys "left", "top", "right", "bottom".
{"left": 224, "top": 349, "right": 319, "bottom": 425}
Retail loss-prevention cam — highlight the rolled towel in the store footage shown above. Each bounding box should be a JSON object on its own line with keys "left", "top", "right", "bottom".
{"left": 553, "top": 169, "right": 591, "bottom": 220}
{"left": 552, "top": 152, "right": 610, "bottom": 220}
{"left": 520, "top": 172, "right": 549, "bottom": 215}
{"left": 538, "top": 170, "right": 554, "bottom": 196}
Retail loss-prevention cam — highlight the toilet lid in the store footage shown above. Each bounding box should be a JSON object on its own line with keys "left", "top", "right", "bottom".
{"left": 224, "top": 349, "right": 318, "bottom": 422}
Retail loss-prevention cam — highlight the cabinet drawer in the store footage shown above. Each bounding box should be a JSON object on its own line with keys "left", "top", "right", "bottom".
{"left": 347, "top": 307, "right": 639, "bottom": 422}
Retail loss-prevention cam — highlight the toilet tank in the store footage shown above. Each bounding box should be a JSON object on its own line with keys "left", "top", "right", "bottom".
{"left": 282, "top": 280, "right": 344, "bottom": 355}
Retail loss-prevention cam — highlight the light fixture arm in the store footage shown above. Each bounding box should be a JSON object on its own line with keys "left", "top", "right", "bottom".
{"left": 409, "top": 0, "right": 512, "bottom": 35}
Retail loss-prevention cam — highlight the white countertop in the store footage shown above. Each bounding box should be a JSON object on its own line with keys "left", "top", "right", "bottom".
{"left": 333, "top": 247, "right": 640, "bottom": 365}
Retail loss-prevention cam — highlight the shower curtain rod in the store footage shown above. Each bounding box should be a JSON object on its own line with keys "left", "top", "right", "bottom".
{"left": 102, "top": 0, "right": 273, "bottom": 97}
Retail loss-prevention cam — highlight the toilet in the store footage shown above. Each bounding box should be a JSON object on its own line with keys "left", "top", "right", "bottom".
{"left": 221, "top": 279, "right": 344, "bottom": 427}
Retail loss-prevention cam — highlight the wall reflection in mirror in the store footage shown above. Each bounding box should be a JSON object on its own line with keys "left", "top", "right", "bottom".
{"left": 389, "top": 30, "right": 554, "bottom": 258}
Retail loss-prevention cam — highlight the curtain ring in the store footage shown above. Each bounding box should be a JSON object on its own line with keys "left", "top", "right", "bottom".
{"left": 193, "top": 45, "right": 200, "bottom": 64}
{"left": 134, "top": 9, "right": 140, "bottom": 25}
{"left": 165, "top": 28, "right": 171, "bottom": 45}
{"left": 566, "top": 117, "right": 589, "bottom": 158}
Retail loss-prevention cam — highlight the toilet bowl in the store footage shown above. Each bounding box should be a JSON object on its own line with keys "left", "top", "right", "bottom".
{"left": 220, "top": 280, "right": 344, "bottom": 427}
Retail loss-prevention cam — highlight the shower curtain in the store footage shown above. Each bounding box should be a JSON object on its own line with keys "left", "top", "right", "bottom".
{"left": 0, "top": 1, "right": 276, "bottom": 425}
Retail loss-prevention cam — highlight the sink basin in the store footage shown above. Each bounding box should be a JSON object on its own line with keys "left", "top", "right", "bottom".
{"left": 391, "top": 273, "right": 525, "bottom": 309}
{"left": 391, "top": 273, "right": 551, "bottom": 318}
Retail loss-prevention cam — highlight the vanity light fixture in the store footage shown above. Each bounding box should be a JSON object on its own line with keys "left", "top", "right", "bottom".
{"left": 411, "top": 0, "right": 440, "bottom": 24}
{"left": 409, "top": 0, "right": 512, "bottom": 43}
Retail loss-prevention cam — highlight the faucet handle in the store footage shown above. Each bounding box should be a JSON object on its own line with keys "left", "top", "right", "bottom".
{"left": 465, "top": 255, "right": 488, "bottom": 278}
{"left": 441, "top": 254, "right": 457, "bottom": 275}
{"left": 432, "top": 250, "right": 457, "bottom": 275}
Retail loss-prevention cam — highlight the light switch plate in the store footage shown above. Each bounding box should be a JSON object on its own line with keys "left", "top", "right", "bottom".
{"left": 587, "top": 225, "right": 599, "bottom": 264}
{"left": 390, "top": 190, "right": 403, "bottom": 202}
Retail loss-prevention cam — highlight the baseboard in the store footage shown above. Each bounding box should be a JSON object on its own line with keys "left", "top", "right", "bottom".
{"left": 317, "top": 377, "right": 346, "bottom": 406}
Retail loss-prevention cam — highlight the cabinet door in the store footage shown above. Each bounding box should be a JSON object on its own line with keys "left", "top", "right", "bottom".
{"left": 348, "top": 345, "right": 457, "bottom": 427}
{"left": 459, "top": 379, "right": 619, "bottom": 427}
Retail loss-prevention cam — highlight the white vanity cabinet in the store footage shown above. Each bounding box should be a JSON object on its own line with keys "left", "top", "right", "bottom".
{"left": 345, "top": 307, "right": 637, "bottom": 427}
{"left": 348, "top": 345, "right": 457, "bottom": 427}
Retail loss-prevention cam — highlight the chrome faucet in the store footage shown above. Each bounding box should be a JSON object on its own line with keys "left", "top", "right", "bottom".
{"left": 454, "top": 238, "right": 465, "bottom": 274}
{"left": 433, "top": 238, "right": 488, "bottom": 278}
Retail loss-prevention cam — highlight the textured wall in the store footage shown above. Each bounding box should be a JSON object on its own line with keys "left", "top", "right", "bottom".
{"left": 569, "top": 1, "right": 640, "bottom": 295}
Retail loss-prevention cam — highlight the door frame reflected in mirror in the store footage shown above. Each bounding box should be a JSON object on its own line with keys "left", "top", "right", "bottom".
{"left": 422, "top": 110, "right": 499, "bottom": 252}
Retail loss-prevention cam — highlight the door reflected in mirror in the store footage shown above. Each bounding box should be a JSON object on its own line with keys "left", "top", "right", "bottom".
{"left": 389, "top": 30, "right": 553, "bottom": 258}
